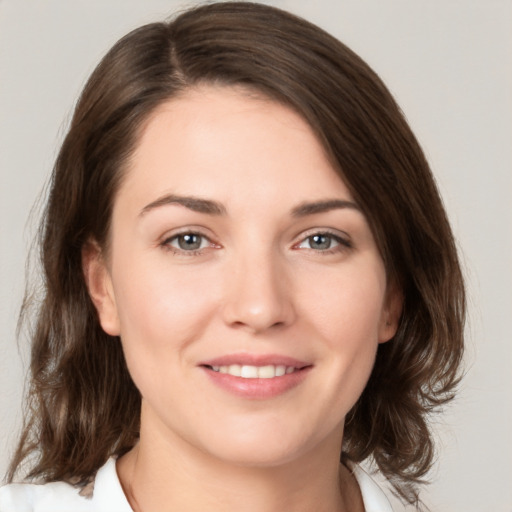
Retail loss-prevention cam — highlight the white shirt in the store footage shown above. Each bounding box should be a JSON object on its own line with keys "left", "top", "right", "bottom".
{"left": 0, "top": 458, "right": 393, "bottom": 511}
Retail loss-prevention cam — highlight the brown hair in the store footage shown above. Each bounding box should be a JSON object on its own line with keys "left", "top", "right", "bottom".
{"left": 9, "top": 2, "right": 465, "bottom": 506}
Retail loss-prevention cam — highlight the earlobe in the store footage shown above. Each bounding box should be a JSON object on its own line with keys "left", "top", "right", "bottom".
{"left": 82, "top": 240, "right": 121, "bottom": 336}
{"left": 378, "top": 283, "right": 403, "bottom": 344}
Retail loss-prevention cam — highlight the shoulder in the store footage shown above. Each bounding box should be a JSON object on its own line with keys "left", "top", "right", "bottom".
{"left": 0, "top": 479, "right": 90, "bottom": 512}
{"left": 0, "top": 458, "right": 132, "bottom": 512}
{"left": 349, "top": 463, "right": 394, "bottom": 512}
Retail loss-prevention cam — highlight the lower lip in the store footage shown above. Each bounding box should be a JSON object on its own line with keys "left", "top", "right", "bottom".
{"left": 201, "top": 366, "right": 312, "bottom": 400}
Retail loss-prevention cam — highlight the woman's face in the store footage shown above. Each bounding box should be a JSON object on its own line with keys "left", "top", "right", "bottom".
{"left": 88, "top": 86, "right": 400, "bottom": 467}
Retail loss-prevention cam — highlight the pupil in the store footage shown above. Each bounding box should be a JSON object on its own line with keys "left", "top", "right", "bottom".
{"left": 179, "top": 234, "right": 201, "bottom": 250}
{"left": 311, "top": 234, "right": 331, "bottom": 250}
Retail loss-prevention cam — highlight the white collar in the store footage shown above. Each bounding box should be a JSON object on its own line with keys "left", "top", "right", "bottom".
{"left": 94, "top": 457, "right": 393, "bottom": 512}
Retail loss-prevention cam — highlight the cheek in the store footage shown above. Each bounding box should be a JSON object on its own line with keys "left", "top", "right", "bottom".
{"left": 110, "top": 257, "right": 221, "bottom": 373}
{"left": 315, "top": 285, "right": 383, "bottom": 378}
{"left": 299, "top": 260, "right": 387, "bottom": 405}
{"left": 302, "top": 260, "right": 387, "bottom": 346}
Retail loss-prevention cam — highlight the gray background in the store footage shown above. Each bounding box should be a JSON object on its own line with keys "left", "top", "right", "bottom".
{"left": 1, "top": 1, "right": 511, "bottom": 510}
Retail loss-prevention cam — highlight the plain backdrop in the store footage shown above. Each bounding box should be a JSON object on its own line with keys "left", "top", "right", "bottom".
{"left": 1, "top": 1, "right": 511, "bottom": 510}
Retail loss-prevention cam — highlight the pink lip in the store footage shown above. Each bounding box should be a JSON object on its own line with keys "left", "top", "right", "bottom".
{"left": 198, "top": 353, "right": 313, "bottom": 400}
{"left": 199, "top": 353, "right": 310, "bottom": 369}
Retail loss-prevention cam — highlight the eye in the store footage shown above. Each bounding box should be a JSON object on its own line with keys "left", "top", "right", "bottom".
{"left": 163, "top": 232, "right": 212, "bottom": 253}
{"left": 296, "top": 232, "right": 351, "bottom": 252}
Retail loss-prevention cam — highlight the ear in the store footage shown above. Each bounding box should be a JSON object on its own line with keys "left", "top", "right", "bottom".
{"left": 82, "top": 240, "right": 121, "bottom": 336}
{"left": 378, "top": 281, "right": 403, "bottom": 344}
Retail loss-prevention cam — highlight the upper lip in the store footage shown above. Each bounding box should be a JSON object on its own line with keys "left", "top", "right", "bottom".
{"left": 199, "top": 353, "right": 311, "bottom": 369}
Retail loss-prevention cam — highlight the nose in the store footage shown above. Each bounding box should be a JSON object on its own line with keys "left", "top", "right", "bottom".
{"left": 221, "top": 249, "right": 296, "bottom": 334}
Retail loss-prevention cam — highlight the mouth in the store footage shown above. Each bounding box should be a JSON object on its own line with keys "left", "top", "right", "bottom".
{"left": 199, "top": 354, "right": 312, "bottom": 399}
{"left": 203, "top": 364, "right": 302, "bottom": 379}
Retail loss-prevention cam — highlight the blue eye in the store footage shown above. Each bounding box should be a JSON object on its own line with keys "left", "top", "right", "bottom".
{"left": 306, "top": 234, "right": 337, "bottom": 250}
{"left": 166, "top": 233, "right": 210, "bottom": 252}
{"left": 297, "top": 232, "right": 349, "bottom": 252}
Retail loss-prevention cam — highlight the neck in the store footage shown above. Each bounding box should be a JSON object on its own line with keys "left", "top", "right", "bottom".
{"left": 117, "top": 413, "right": 363, "bottom": 512}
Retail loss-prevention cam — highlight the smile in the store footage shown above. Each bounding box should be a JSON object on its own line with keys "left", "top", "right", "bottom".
{"left": 200, "top": 355, "right": 312, "bottom": 399}
{"left": 208, "top": 364, "right": 297, "bottom": 379}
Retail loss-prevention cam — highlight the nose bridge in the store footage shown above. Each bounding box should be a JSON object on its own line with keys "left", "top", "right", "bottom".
{"left": 222, "top": 242, "right": 294, "bottom": 332}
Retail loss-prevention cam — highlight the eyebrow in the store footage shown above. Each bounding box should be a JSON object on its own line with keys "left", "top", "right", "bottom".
{"left": 290, "top": 199, "right": 360, "bottom": 217}
{"left": 139, "top": 194, "right": 359, "bottom": 218}
{"left": 139, "top": 194, "right": 227, "bottom": 216}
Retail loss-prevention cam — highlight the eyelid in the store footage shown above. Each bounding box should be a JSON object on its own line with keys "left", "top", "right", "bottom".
{"left": 157, "top": 226, "right": 352, "bottom": 256}
{"left": 294, "top": 227, "right": 351, "bottom": 243}
{"left": 168, "top": 233, "right": 210, "bottom": 249}
{"left": 159, "top": 227, "right": 221, "bottom": 255}
{"left": 159, "top": 225, "right": 215, "bottom": 242}
{"left": 292, "top": 228, "right": 352, "bottom": 251}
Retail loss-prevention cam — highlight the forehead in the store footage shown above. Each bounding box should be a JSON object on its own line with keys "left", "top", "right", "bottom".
{"left": 117, "top": 85, "right": 351, "bottom": 215}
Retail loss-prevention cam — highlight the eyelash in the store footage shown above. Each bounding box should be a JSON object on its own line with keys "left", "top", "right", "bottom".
{"left": 293, "top": 230, "right": 352, "bottom": 255}
{"left": 160, "top": 231, "right": 216, "bottom": 256}
{"left": 160, "top": 229, "right": 352, "bottom": 257}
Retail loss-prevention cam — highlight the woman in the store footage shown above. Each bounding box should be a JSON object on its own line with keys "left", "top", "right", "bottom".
{"left": 0, "top": 2, "right": 465, "bottom": 511}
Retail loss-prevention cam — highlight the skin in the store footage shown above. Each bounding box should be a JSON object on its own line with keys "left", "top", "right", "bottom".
{"left": 84, "top": 86, "right": 401, "bottom": 512}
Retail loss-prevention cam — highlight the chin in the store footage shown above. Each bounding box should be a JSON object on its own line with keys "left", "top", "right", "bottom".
{"left": 192, "top": 419, "right": 333, "bottom": 469}
{"left": 209, "top": 442, "right": 308, "bottom": 469}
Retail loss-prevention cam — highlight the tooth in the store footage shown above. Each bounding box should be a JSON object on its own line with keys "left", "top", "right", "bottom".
{"left": 275, "top": 365, "right": 286, "bottom": 377}
{"left": 240, "top": 365, "right": 259, "bottom": 378}
{"left": 211, "top": 363, "right": 298, "bottom": 378}
{"left": 258, "top": 365, "right": 276, "bottom": 379}
{"left": 228, "top": 364, "right": 241, "bottom": 377}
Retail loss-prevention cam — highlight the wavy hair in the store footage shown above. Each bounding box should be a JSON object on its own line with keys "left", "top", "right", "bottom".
{"left": 9, "top": 2, "right": 465, "bottom": 506}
